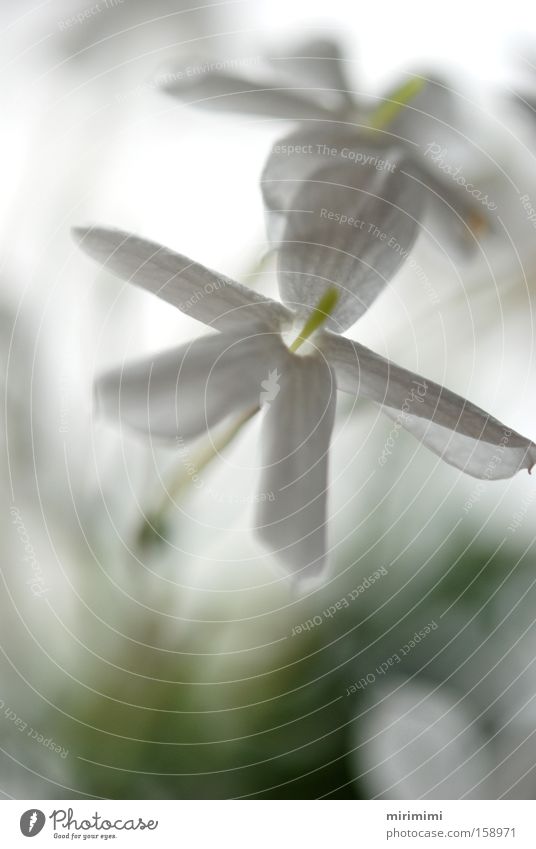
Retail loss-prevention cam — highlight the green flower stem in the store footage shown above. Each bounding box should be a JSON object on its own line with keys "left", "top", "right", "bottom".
{"left": 138, "top": 405, "right": 259, "bottom": 550}
{"left": 171, "top": 404, "right": 259, "bottom": 502}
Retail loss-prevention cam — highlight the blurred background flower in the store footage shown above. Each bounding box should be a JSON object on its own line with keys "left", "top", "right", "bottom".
{"left": 1, "top": 0, "right": 536, "bottom": 800}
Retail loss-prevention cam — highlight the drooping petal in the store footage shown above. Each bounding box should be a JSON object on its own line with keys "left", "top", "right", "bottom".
{"left": 262, "top": 125, "right": 487, "bottom": 258}
{"left": 321, "top": 332, "right": 536, "bottom": 479}
{"left": 267, "top": 37, "right": 353, "bottom": 111}
{"left": 276, "top": 161, "right": 424, "bottom": 332}
{"left": 73, "top": 227, "right": 292, "bottom": 333}
{"left": 159, "top": 57, "right": 334, "bottom": 118}
{"left": 255, "top": 352, "right": 336, "bottom": 577}
{"left": 262, "top": 125, "right": 388, "bottom": 219}
{"left": 95, "top": 331, "right": 286, "bottom": 441}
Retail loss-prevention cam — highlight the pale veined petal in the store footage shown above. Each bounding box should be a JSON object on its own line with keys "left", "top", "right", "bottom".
{"left": 262, "top": 125, "right": 398, "bottom": 220}
{"left": 73, "top": 227, "right": 293, "bottom": 333}
{"left": 95, "top": 331, "right": 287, "bottom": 441}
{"left": 262, "top": 125, "right": 487, "bottom": 258}
{"left": 321, "top": 332, "right": 536, "bottom": 479}
{"left": 276, "top": 162, "right": 424, "bottom": 332}
{"left": 255, "top": 352, "right": 336, "bottom": 577}
{"left": 159, "top": 57, "right": 334, "bottom": 118}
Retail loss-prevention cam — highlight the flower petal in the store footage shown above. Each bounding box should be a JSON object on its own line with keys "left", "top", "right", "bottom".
{"left": 262, "top": 125, "right": 486, "bottom": 258}
{"left": 387, "top": 74, "right": 493, "bottom": 177}
{"left": 385, "top": 74, "right": 459, "bottom": 150}
{"left": 262, "top": 125, "right": 393, "bottom": 220}
{"left": 276, "top": 161, "right": 423, "bottom": 332}
{"left": 255, "top": 352, "right": 336, "bottom": 577}
{"left": 267, "top": 37, "right": 353, "bottom": 110}
{"left": 402, "top": 157, "right": 490, "bottom": 258}
{"left": 73, "top": 227, "right": 292, "bottom": 332}
{"left": 95, "top": 331, "right": 286, "bottom": 441}
{"left": 322, "top": 332, "right": 536, "bottom": 479}
{"left": 159, "top": 59, "right": 333, "bottom": 118}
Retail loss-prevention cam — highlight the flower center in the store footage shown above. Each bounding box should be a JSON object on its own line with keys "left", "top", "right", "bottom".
{"left": 288, "top": 287, "right": 339, "bottom": 354}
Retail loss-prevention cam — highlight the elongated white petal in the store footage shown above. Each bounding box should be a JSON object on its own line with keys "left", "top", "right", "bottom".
{"left": 262, "top": 125, "right": 486, "bottom": 258}
{"left": 95, "top": 332, "right": 286, "bottom": 441}
{"left": 73, "top": 227, "right": 292, "bottom": 333}
{"left": 267, "top": 37, "right": 353, "bottom": 110}
{"left": 276, "top": 162, "right": 423, "bottom": 332}
{"left": 160, "top": 61, "right": 333, "bottom": 118}
{"left": 322, "top": 332, "right": 536, "bottom": 479}
{"left": 255, "top": 353, "right": 336, "bottom": 577}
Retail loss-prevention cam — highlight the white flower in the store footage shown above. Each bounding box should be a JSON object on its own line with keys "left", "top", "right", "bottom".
{"left": 354, "top": 676, "right": 496, "bottom": 799}
{"left": 161, "top": 37, "right": 489, "bottom": 256}
{"left": 159, "top": 35, "right": 431, "bottom": 125}
{"left": 72, "top": 172, "right": 535, "bottom": 579}
{"left": 262, "top": 126, "right": 489, "bottom": 261}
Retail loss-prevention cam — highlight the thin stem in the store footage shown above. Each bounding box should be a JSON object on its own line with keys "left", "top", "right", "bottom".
{"left": 138, "top": 405, "right": 259, "bottom": 549}
{"left": 169, "top": 405, "right": 259, "bottom": 504}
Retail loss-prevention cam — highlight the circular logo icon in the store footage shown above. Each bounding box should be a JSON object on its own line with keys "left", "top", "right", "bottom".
{"left": 20, "top": 810, "right": 46, "bottom": 837}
